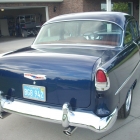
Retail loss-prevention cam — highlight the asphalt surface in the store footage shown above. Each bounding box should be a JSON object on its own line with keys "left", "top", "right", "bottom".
{"left": 0, "top": 37, "right": 140, "bottom": 140}
{"left": 0, "top": 36, "right": 35, "bottom": 53}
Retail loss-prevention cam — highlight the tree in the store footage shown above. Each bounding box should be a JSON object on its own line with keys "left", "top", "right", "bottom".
{"left": 112, "top": 2, "right": 129, "bottom": 13}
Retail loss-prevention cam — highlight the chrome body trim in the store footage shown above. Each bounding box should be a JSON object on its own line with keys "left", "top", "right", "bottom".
{"left": 44, "top": 19, "right": 124, "bottom": 30}
{"left": 0, "top": 97, "right": 118, "bottom": 133}
{"left": 32, "top": 44, "right": 117, "bottom": 48}
{"left": 115, "top": 61, "right": 140, "bottom": 95}
{"left": 133, "top": 41, "right": 140, "bottom": 55}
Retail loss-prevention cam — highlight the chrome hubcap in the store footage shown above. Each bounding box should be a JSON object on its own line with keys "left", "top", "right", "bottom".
{"left": 126, "top": 89, "right": 132, "bottom": 112}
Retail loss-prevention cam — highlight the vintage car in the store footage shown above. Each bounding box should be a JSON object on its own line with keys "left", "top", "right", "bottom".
{"left": 0, "top": 12, "right": 140, "bottom": 136}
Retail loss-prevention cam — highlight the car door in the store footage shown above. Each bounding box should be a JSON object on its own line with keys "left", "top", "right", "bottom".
{"left": 115, "top": 20, "right": 140, "bottom": 107}
{"left": 131, "top": 20, "right": 140, "bottom": 53}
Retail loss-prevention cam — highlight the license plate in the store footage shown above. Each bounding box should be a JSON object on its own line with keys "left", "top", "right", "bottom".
{"left": 23, "top": 84, "right": 46, "bottom": 102}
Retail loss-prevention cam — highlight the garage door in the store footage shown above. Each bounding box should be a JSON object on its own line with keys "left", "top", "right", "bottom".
{"left": 0, "top": 7, "right": 48, "bottom": 37}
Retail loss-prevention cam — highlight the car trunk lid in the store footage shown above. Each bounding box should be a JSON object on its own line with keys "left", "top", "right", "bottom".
{"left": 0, "top": 52, "right": 99, "bottom": 108}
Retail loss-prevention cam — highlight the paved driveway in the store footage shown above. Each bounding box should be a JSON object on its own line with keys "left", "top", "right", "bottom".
{"left": 0, "top": 37, "right": 140, "bottom": 140}
{"left": 0, "top": 36, "right": 35, "bottom": 53}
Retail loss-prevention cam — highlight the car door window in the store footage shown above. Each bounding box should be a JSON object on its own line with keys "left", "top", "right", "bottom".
{"left": 131, "top": 20, "right": 139, "bottom": 40}
{"left": 124, "top": 22, "right": 133, "bottom": 45}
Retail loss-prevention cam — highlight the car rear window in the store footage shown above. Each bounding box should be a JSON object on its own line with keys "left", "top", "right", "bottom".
{"left": 34, "top": 20, "right": 123, "bottom": 47}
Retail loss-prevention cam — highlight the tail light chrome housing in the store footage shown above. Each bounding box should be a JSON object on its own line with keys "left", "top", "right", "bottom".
{"left": 95, "top": 68, "right": 110, "bottom": 91}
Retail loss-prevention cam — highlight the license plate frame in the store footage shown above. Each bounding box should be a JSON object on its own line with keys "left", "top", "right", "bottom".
{"left": 23, "top": 84, "right": 46, "bottom": 102}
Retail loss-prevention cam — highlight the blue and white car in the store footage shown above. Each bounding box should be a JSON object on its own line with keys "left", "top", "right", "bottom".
{"left": 0, "top": 12, "right": 140, "bottom": 136}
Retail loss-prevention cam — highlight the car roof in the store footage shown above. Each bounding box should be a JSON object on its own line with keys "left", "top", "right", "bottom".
{"left": 46, "top": 12, "right": 135, "bottom": 29}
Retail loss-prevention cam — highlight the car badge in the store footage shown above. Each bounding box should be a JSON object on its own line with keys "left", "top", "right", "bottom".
{"left": 24, "top": 73, "right": 46, "bottom": 80}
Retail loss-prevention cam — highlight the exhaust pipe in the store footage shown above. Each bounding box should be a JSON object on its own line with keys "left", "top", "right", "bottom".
{"left": 63, "top": 126, "right": 77, "bottom": 136}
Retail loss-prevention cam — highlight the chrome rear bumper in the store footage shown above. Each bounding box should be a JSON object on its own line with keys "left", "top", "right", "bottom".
{"left": 0, "top": 96, "right": 118, "bottom": 133}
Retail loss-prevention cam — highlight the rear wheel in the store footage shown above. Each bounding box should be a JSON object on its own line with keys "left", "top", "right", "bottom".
{"left": 22, "top": 30, "right": 28, "bottom": 38}
{"left": 118, "top": 88, "right": 132, "bottom": 119}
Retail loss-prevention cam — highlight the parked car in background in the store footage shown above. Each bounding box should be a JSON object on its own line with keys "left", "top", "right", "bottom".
{"left": 15, "top": 14, "right": 41, "bottom": 37}
{"left": 0, "top": 12, "right": 140, "bottom": 136}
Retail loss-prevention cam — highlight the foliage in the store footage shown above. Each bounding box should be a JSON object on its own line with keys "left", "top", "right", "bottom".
{"left": 112, "top": 2, "right": 129, "bottom": 13}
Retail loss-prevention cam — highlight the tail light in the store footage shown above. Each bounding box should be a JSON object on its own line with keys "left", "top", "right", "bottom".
{"left": 95, "top": 69, "right": 110, "bottom": 91}
{"left": 96, "top": 70, "right": 107, "bottom": 82}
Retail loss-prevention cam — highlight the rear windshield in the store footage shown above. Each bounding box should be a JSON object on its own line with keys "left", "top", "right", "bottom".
{"left": 34, "top": 20, "right": 123, "bottom": 47}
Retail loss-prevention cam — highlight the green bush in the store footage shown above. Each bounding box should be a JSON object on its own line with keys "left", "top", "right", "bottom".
{"left": 112, "top": 2, "right": 129, "bottom": 13}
